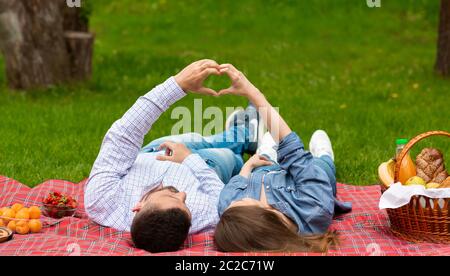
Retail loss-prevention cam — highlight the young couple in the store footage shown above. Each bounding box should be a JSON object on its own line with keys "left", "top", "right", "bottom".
{"left": 84, "top": 59, "right": 352, "bottom": 253}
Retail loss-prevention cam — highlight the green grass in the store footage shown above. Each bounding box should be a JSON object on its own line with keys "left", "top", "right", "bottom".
{"left": 0, "top": 0, "right": 448, "bottom": 187}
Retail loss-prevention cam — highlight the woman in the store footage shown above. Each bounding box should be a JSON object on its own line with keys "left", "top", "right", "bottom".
{"left": 214, "top": 64, "right": 352, "bottom": 253}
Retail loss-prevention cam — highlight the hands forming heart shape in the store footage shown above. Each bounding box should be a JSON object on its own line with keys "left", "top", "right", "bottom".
{"left": 174, "top": 59, "right": 257, "bottom": 98}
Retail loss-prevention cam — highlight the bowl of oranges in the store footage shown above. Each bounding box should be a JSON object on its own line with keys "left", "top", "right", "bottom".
{"left": 0, "top": 203, "right": 43, "bottom": 237}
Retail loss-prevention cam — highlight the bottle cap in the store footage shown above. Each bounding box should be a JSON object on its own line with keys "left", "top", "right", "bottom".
{"left": 396, "top": 138, "right": 409, "bottom": 145}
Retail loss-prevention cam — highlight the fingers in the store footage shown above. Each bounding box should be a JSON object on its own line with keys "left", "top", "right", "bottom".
{"left": 197, "top": 59, "right": 219, "bottom": 72}
{"left": 255, "top": 155, "right": 272, "bottom": 166}
{"left": 258, "top": 155, "right": 269, "bottom": 161}
{"left": 158, "top": 141, "right": 176, "bottom": 151}
{"left": 157, "top": 142, "right": 177, "bottom": 161}
{"left": 199, "top": 59, "right": 219, "bottom": 66}
{"left": 257, "top": 159, "right": 273, "bottom": 166}
{"left": 200, "top": 68, "right": 221, "bottom": 79}
{"left": 199, "top": 59, "right": 219, "bottom": 70}
{"left": 198, "top": 87, "right": 219, "bottom": 97}
{"left": 219, "top": 64, "right": 241, "bottom": 82}
{"left": 217, "top": 88, "right": 234, "bottom": 96}
{"left": 219, "top": 63, "right": 238, "bottom": 72}
{"left": 156, "top": 154, "right": 173, "bottom": 162}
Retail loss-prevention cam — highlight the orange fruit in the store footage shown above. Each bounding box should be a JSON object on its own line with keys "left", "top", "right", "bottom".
{"left": 11, "top": 203, "right": 24, "bottom": 213}
{"left": 15, "top": 209, "right": 30, "bottom": 220}
{"left": 29, "top": 206, "right": 41, "bottom": 219}
{"left": 15, "top": 221, "right": 30, "bottom": 235}
{"left": 0, "top": 207, "right": 7, "bottom": 216}
{"left": 7, "top": 220, "right": 16, "bottom": 232}
{"left": 2, "top": 208, "right": 16, "bottom": 223}
{"left": 0, "top": 219, "right": 4, "bottom": 227}
{"left": 28, "top": 219, "right": 42, "bottom": 233}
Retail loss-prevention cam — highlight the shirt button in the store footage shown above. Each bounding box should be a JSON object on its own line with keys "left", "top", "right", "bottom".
{"left": 266, "top": 186, "right": 270, "bottom": 189}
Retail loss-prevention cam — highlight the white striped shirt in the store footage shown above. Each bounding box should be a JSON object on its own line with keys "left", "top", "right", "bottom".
{"left": 84, "top": 77, "right": 224, "bottom": 233}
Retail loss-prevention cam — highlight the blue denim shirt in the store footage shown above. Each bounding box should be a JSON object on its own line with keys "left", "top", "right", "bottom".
{"left": 218, "top": 132, "right": 352, "bottom": 235}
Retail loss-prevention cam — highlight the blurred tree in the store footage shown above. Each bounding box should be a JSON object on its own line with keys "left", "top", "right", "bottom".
{"left": 436, "top": 0, "right": 450, "bottom": 76}
{"left": 63, "top": 2, "right": 89, "bottom": 32}
{"left": 0, "top": 0, "right": 94, "bottom": 90}
{"left": 63, "top": 0, "right": 94, "bottom": 82}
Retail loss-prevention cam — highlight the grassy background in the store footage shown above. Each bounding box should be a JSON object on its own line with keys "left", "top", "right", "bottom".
{"left": 0, "top": 0, "right": 448, "bottom": 187}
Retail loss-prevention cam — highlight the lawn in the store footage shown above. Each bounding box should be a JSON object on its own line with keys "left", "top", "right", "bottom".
{"left": 0, "top": 0, "right": 448, "bottom": 187}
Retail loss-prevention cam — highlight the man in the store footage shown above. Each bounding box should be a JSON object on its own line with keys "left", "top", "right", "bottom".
{"left": 84, "top": 59, "right": 258, "bottom": 253}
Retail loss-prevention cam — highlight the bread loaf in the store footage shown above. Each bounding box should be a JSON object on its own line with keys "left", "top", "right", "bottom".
{"left": 416, "top": 148, "right": 448, "bottom": 183}
{"left": 440, "top": 177, "right": 450, "bottom": 188}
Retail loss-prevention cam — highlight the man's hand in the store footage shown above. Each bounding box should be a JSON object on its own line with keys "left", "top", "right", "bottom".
{"left": 156, "top": 142, "right": 192, "bottom": 164}
{"left": 174, "top": 59, "right": 221, "bottom": 96}
{"left": 217, "top": 64, "right": 259, "bottom": 98}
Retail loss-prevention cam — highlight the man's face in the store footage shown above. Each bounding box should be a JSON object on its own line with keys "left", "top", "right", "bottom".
{"left": 134, "top": 186, "right": 191, "bottom": 219}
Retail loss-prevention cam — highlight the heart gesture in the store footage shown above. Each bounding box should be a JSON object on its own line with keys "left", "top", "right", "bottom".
{"left": 174, "top": 59, "right": 260, "bottom": 99}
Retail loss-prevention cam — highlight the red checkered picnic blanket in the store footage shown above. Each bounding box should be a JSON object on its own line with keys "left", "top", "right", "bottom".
{"left": 1, "top": 175, "right": 450, "bottom": 256}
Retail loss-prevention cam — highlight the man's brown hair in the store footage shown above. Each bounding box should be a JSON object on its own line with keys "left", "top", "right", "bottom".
{"left": 131, "top": 207, "right": 191, "bottom": 253}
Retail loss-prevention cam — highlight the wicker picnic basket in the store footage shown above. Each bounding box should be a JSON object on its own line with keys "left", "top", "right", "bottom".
{"left": 380, "top": 130, "right": 450, "bottom": 243}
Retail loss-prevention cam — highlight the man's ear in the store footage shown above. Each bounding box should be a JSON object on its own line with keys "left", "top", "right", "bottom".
{"left": 132, "top": 202, "right": 144, "bottom": 213}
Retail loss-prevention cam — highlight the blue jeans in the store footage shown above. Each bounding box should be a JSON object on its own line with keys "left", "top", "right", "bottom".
{"left": 141, "top": 126, "right": 250, "bottom": 183}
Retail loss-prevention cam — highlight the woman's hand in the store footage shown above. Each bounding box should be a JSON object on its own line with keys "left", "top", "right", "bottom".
{"left": 218, "top": 63, "right": 291, "bottom": 143}
{"left": 156, "top": 142, "right": 192, "bottom": 163}
{"left": 246, "top": 154, "right": 273, "bottom": 169}
{"left": 239, "top": 155, "right": 273, "bottom": 177}
{"left": 217, "top": 64, "right": 260, "bottom": 98}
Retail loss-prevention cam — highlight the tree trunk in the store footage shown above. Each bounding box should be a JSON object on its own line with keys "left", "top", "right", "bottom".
{"left": 63, "top": 0, "right": 94, "bottom": 81}
{"left": 436, "top": 0, "right": 450, "bottom": 76}
{"left": 0, "top": 0, "right": 94, "bottom": 90}
{"left": 63, "top": 3, "right": 88, "bottom": 32}
{"left": 65, "top": 31, "right": 94, "bottom": 81}
{"left": 0, "top": 0, "right": 71, "bottom": 90}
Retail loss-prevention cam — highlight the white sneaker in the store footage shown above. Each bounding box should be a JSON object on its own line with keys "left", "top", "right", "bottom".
{"left": 257, "top": 132, "right": 278, "bottom": 162}
{"left": 309, "top": 130, "right": 334, "bottom": 161}
{"left": 224, "top": 105, "right": 259, "bottom": 153}
{"left": 225, "top": 108, "right": 245, "bottom": 131}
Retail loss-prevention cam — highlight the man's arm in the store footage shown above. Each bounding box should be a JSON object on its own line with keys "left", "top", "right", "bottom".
{"left": 182, "top": 154, "right": 225, "bottom": 194}
{"left": 85, "top": 59, "right": 221, "bottom": 227}
{"left": 84, "top": 77, "right": 186, "bottom": 225}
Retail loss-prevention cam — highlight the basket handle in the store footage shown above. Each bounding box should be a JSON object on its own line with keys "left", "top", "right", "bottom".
{"left": 394, "top": 130, "right": 450, "bottom": 182}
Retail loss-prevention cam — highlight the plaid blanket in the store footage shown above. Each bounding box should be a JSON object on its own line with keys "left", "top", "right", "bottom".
{"left": 1, "top": 175, "right": 449, "bottom": 256}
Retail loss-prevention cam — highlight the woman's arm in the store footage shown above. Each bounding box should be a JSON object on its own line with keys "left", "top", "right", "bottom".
{"left": 218, "top": 64, "right": 292, "bottom": 143}
{"left": 239, "top": 155, "right": 273, "bottom": 177}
